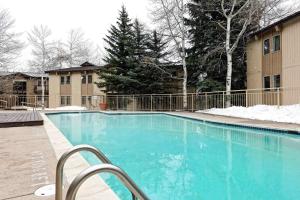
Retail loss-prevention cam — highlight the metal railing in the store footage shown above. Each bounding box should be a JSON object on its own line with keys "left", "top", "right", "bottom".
{"left": 65, "top": 164, "right": 149, "bottom": 200}
{"left": 99, "top": 87, "right": 300, "bottom": 111}
{"left": 55, "top": 145, "right": 111, "bottom": 200}
{"left": 0, "top": 100, "right": 8, "bottom": 109}
{"left": 0, "top": 95, "right": 49, "bottom": 109}
{"left": 55, "top": 145, "right": 144, "bottom": 200}
{"left": 0, "top": 87, "right": 299, "bottom": 111}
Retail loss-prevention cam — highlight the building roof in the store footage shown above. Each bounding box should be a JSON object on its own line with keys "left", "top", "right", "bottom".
{"left": 45, "top": 62, "right": 102, "bottom": 73}
{"left": 250, "top": 10, "right": 300, "bottom": 37}
{"left": 0, "top": 71, "right": 48, "bottom": 78}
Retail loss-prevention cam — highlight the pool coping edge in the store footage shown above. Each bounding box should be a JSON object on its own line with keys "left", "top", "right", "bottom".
{"left": 41, "top": 113, "right": 120, "bottom": 200}
{"left": 44, "top": 110, "right": 300, "bottom": 135}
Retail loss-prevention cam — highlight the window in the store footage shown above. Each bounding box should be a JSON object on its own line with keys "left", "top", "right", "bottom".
{"left": 87, "top": 96, "right": 92, "bottom": 105}
{"left": 81, "top": 96, "right": 92, "bottom": 106}
{"left": 37, "top": 79, "right": 42, "bottom": 86}
{"left": 81, "top": 74, "right": 86, "bottom": 84}
{"left": 66, "top": 76, "right": 71, "bottom": 84}
{"left": 88, "top": 75, "right": 92, "bottom": 84}
{"left": 273, "top": 35, "right": 280, "bottom": 52}
{"left": 264, "top": 76, "right": 270, "bottom": 90}
{"left": 60, "top": 76, "right": 65, "bottom": 85}
{"left": 273, "top": 74, "right": 280, "bottom": 88}
{"left": 61, "top": 96, "right": 71, "bottom": 106}
{"left": 81, "top": 96, "right": 86, "bottom": 105}
{"left": 263, "top": 39, "right": 270, "bottom": 55}
{"left": 82, "top": 74, "right": 93, "bottom": 84}
{"left": 13, "top": 81, "right": 26, "bottom": 95}
{"left": 60, "top": 96, "right": 65, "bottom": 105}
{"left": 66, "top": 96, "right": 71, "bottom": 105}
{"left": 61, "top": 76, "right": 70, "bottom": 85}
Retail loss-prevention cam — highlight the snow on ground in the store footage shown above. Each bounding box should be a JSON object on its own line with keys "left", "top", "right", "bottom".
{"left": 42, "top": 106, "right": 87, "bottom": 111}
{"left": 197, "top": 104, "right": 300, "bottom": 124}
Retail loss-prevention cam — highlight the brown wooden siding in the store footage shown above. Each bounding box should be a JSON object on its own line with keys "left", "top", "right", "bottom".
{"left": 81, "top": 84, "right": 93, "bottom": 96}
{"left": 281, "top": 16, "right": 300, "bottom": 104}
{"left": 60, "top": 85, "right": 71, "bottom": 95}
{"left": 246, "top": 38, "right": 263, "bottom": 90}
{"left": 262, "top": 30, "right": 282, "bottom": 79}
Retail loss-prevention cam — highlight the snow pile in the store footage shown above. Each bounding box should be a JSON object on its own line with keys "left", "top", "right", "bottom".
{"left": 197, "top": 104, "right": 300, "bottom": 124}
{"left": 44, "top": 106, "right": 87, "bottom": 111}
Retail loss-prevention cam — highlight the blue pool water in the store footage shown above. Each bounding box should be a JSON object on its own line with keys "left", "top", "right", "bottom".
{"left": 47, "top": 113, "right": 300, "bottom": 200}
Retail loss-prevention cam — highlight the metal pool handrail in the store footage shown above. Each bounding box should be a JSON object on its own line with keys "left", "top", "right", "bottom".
{"left": 65, "top": 164, "right": 150, "bottom": 200}
{"left": 21, "top": 102, "right": 44, "bottom": 111}
{"left": 55, "top": 145, "right": 111, "bottom": 200}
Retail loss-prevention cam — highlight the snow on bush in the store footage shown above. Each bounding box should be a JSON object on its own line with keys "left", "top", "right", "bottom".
{"left": 197, "top": 104, "right": 300, "bottom": 124}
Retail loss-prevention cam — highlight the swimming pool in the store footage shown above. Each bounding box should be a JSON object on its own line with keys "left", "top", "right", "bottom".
{"left": 47, "top": 112, "right": 300, "bottom": 200}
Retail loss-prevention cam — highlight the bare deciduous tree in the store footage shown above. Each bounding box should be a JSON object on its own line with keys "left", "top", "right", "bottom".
{"left": 0, "top": 8, "right": 23, "bottom": 71}
{"left": 28, "top": 25, "right": 55, "bottom": 107}
{"left": 90, "top": 45, "right": 105, "bottom": 66}
{"left": 261, "top": 0, "right": 299, "bottom": 27}
{"left": 28, "top": 25, "right": 56, "bottom": 71}
{"left": 64, "top": 29, "right": 92, "bottom": 67}
{"left": 52, "top": 40, "right": 68, "bottom": 68}
{"left": 218, "top": 0, "right": 255, "bottom": 107}
{"left": 150, "top": 0, "right": 189, "bottom": 109}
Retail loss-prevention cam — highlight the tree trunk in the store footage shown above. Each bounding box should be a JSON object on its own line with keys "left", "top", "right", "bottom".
{"left": 41, "top": 76, "right": 45, "bottom": 110}
{"left": 226, "top": 52, "right": 232, "bottom": 108}
{"left": 182, "top": 57, "right": 188, "bottom": 110}
{"left": 180, "top": 0, "right": 188, "bottom": 110}
{"left": 225, "top": 16, "right": 232, "bottom": 108}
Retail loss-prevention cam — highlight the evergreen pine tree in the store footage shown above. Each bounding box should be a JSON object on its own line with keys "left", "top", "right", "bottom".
{"left": 141, "top": 30, "right": 171, "bottom": 93}
{"left": 130, "top": 19, "right": 148, "bottom": 93}
{"left": 96, "top": 6, "right": 138, "bottom": 94}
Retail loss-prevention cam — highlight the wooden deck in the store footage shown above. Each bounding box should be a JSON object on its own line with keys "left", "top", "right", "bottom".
{"left": 0, "top": 111, "right": 43, "bottom": 128}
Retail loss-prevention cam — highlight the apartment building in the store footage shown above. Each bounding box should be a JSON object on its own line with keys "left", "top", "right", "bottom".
{"left": 246, "top": 11, "right": 300, "bottom": 105}
{"left": 46, "top": 62, "right": 105, "bottom": 108}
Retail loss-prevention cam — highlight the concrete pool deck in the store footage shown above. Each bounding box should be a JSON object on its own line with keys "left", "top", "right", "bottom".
{"left": 167, "top": 112, "right": 300, "bottom": 134}
{"left": 1, "top": 110, "right": 300, "bottom": 200}
{"left": 0, "top": 126, "right": 56, "bottom": 200}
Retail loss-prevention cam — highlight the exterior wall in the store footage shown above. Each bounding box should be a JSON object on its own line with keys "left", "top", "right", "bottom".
{"left": 247, "top": 38, "right": 263, "bottom": 89}
{"left": 247, "top": 15, "right": 300, "bottom": 105}
{"left": 281, "top": 16, "right": 300, "bottom": 104}
{"left": 92, "top": 72, "right": 105, "bottom": 96}
{"left": 47, "top": 71, "right": 106, "bottom": 108}
{"left": 48, "top": 74, "right": 60, "bottom": 108}
{"left": 71, "top": 73, "right": 82, "bottom": 106}
{"left": 60, "top": 84, "right": 71, "bottom": 95}
{"left": 81, "top": 73, "right": 93, "bottom": 96}
{"left": 0, "top": 74, "right": 48, "bottom": 96}
{"left": 26, "top": 79, "right": 35, "bottom": 96}
{"left": 246, "top": 38, "right": 263, "bottom": 105}
{"left": 262, "top": 30, "right": 282, "bottom": 78}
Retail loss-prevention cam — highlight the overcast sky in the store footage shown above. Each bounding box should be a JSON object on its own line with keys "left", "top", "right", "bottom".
{"left": 0, "top": 0, "right": 152, "bottom": 70}
{"left": 1, "top": 0, "right": 299, "bottom": 71}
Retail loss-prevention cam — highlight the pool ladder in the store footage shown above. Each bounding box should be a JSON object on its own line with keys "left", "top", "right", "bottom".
{"left": 55, "top": 145, "right": 149, "bottom": 200}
